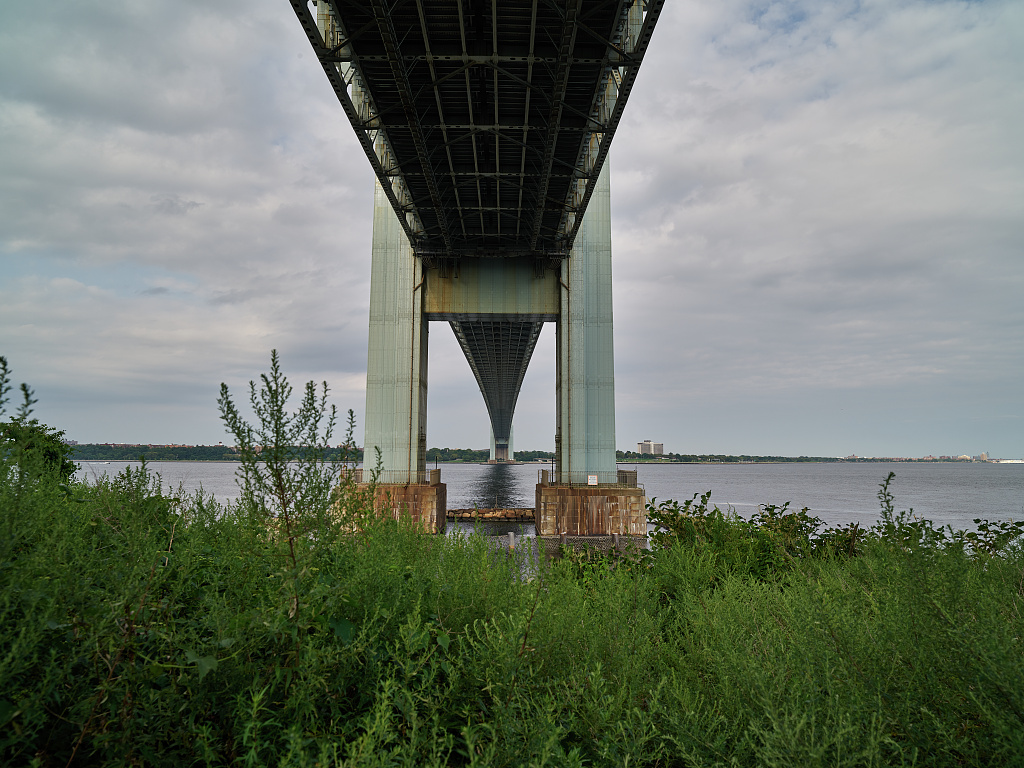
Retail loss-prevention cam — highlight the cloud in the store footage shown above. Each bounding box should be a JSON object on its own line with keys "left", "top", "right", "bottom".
{"left": 151, "top": 194, "right": 202, "bottom": 217}
{"left": 1, "top": 0, "right": 1021, "bottom": 458}
{"left": 0, "top": 0, "right": 380, "bottom": 442}
{"left": 603, "top": 0, "right": 1024, "bottom": 455}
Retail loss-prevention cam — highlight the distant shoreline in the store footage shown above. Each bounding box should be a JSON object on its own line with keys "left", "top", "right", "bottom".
{"left": 71, "top": 453, "right": 1013, "bottom": 465}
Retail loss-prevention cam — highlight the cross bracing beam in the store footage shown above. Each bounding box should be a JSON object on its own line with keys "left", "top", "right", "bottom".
{"left": 450, "top": 319, "right": 545, "bottom": 447}
{"left": 289, "top": 0, "right": 663, "bottom": 258}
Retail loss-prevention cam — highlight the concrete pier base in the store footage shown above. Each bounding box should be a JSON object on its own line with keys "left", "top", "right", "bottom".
{"left": 535, "top": 480, "right": 646, "bottom": 537}
{"left": 364, "top": 483, "right": 446, "bottom": 533}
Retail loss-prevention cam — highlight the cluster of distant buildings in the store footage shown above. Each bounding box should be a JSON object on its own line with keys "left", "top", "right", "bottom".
{"left": 842, "top": 453, "right": 1021, "bottom": 463}
{"left": 637, "top": 440, "right": 664, "bottom": 455}
{"left": 630, "top": 442, "right": 1022, "bottom": 462}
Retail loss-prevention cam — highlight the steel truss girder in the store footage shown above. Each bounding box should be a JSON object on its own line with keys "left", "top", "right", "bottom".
{"left": 369, "top": 0, "right": 454, "bottom": 252}
{"left": 289, "top": 0, "right": 425, "bottom": 242}
{"left": 323, "top": 53, "right": 633, "bottom": 65}
{"left": 560, "top": 0, "right": 664, "bottom": 245}
{"left": 289, "top": 0, "right": 663, "bottom": 257}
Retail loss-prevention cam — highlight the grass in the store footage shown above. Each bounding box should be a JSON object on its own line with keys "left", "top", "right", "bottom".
{"left": 2, "top": 458, "right": 1023, "bottom": 767}
{"left": 3, "top": 353, "right": 1023, "bottom": 766}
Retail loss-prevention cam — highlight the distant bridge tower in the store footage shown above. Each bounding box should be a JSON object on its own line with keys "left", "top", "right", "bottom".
{"left": 290, "top": 0, "right": 662, "bottom": 536}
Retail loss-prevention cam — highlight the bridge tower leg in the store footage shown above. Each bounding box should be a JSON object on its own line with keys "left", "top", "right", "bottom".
{"left": 362, "top": 180, "right": 445, "bottom": 530}
{"left": 556, "top": 162, "right": 617, "bottom": 482}
{"left": 536, "top": 163, "right": 646, "bottom": 543}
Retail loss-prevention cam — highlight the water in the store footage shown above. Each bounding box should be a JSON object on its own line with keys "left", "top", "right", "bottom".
{"left": 632, "top": 461, "right": 1024, "bottom": 532}
{"left": 77, "top": 460, "right": 244, "bottom": 502}
{"left": 439, "top": 461, "right": 536, "bottom": 509}
{"left": 76, "top": 460, "right": 1024, "bottom": 535}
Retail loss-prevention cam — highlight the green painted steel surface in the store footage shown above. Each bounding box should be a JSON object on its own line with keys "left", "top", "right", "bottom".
{"left": 556, "top": 162, "right": 617, "bottom": 482}
{"left": 423, "top": 258, "right": 558, "bottom": 320}
{"left": 364, "top": 165, "right": 618, "bottom": 481}
{"left": 490, "top": 425, "right": 514, "bottom": 462}
{"left": 425, "top": 257, "right": 552, "bottom": 454}
{"left": 363, "top": 180, "right": 428, "bottom": 482}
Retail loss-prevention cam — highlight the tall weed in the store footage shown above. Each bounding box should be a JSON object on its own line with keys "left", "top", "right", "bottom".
{"left": 4, "top": 354, "right": 1023, "bottom": 765}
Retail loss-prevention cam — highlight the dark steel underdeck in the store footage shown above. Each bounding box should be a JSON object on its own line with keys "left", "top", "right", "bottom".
{"left": 289, "top": 0, "right": 663, "bottom": 259}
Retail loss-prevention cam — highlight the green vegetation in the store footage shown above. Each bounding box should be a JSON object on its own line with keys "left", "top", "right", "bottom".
{"left": 70, "top": 445, "right": 368, "bottom": 463}
{"left": 511, "top": 450, "right": 556, "bottom": 462}
{"left": 426, "top": 447, "right": 490, "bottom": 463}
{"left": 72, "top": 445, "right": 552, "bottom": 465}
{"left": 3, "top": 353, "right": 1024, "bottom": 766}
{"left": 422, "top": 447, "right": 556, "bottom": 463}
{"left": 71, "top": 444, "right": 240, "bottom": 461}
{"left": 66, "top": 448, "right": 978, "bottom": 465}
{"left": 0, "top": 358, "right": 78, "bottom": 483}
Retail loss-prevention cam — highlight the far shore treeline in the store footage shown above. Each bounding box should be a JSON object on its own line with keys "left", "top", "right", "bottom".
{"left": 69, "top": 445, "right": 553, "bottom": 463}
{"left": 69, "top": 444, "right": 981, "bottom": 464}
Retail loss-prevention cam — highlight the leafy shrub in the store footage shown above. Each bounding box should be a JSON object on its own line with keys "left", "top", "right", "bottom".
{"left": 0, "top": 356, "right": 77, "bottom": 483}
{"left": 647, "top": 492, "right": 803, "bottom": 580}
{"left": 4, "top": 353, "right": 1024, "bottom": 766}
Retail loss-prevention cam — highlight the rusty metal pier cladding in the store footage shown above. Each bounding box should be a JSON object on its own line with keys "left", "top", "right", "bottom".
{"left": 288, "top": 0, "right": 662, "bottom": 533}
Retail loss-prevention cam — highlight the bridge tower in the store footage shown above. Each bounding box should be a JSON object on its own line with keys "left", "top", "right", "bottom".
{"left": 364, "top": 162, "right": 642, "bottom": 536}
{"left": 291, "top": 0, "right": 662, "bottom": 536}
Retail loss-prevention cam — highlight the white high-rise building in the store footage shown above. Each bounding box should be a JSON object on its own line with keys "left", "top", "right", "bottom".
{"left": 638, "top": 440, "right": 663, "bottom": 455}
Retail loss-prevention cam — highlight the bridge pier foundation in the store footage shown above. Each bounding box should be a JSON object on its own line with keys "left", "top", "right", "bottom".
{"left": 351, "top": 470, "right": 447, "bottom": 534}
{"left": 535, "top": 468, "right": 646, "bottom": 539}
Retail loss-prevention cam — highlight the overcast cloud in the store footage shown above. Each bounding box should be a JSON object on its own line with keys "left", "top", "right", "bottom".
{"left": 1, "top": 0, "right": 1021, "bottom": 458}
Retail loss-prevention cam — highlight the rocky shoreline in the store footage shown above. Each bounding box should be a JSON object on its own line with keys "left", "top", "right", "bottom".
{"left": 446, "top": 507, "right": 534, "bottom": 521}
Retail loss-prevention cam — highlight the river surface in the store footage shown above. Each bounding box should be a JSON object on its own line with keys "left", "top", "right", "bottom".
{"left": 77, "top": 460, "right": 1024, "bottom": 537}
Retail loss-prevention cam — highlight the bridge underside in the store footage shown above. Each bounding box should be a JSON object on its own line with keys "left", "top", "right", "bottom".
{"left": 450, "top": 319, "right": 544, "bottom": 460}
{"left": 291, "top": 0, "right": 662, "bottom": 259}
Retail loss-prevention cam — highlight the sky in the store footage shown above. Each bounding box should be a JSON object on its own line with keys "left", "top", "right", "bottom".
{"left": 1, "top": 0, "right": 1022, "bottom": 459}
